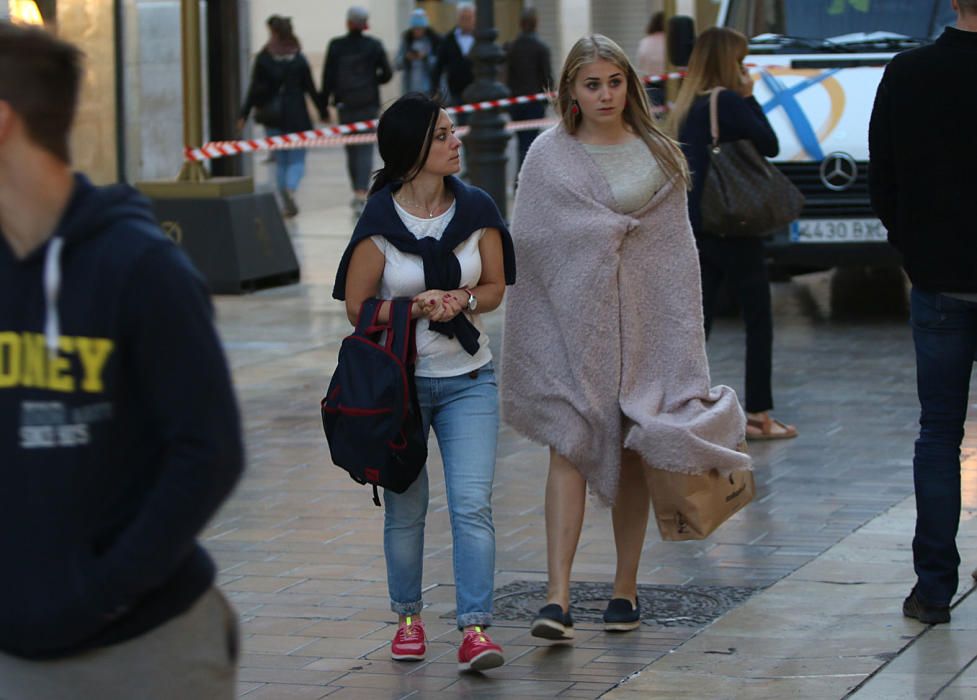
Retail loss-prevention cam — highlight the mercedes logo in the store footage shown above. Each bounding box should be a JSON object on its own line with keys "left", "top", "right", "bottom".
{"left": 819, "top": 152, "right": 859, "bottom": 192}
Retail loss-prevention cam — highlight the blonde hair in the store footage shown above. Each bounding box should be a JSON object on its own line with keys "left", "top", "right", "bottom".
{"left": 557, "top": 34, "right": 690, "bottom": 188}
{"left": 667, "top": 27, "right": 749, "bottom": 136}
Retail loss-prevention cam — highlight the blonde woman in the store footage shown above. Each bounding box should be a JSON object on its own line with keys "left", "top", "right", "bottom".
{"left": 668, "top": 28, "right": 796, "bottom": 441}
{"left": 502, "top": 35, "right": 750, "bottom": 638}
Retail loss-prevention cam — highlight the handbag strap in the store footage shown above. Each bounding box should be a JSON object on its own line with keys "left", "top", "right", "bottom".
{"left": 708, "top": 87, "right": 723, "bottom": 148}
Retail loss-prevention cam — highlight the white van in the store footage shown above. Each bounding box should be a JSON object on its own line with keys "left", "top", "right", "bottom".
{"left": 713, "top": 0, "right": 957, "bottom": 273}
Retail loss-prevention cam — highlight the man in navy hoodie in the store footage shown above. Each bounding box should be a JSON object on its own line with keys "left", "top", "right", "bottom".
{"left": 0, "top": 23, "right": 244, "bottom": 698}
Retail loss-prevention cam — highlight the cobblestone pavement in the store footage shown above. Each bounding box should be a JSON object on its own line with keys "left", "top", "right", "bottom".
{"left": 201, "top": 150, "right": 976, "bottom": 699}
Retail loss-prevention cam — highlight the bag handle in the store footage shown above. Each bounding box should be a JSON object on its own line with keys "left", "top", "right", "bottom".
{"left": 353, "top": 298, "right": 416, "bottom": 365}
{"left": 354, "top": 298, "right": 384, "bottom": 336}
{"left": 709, "top": 87, "right": 723, "bottom": 149}
{"left": 386, "top": 298, "right": 415, "bottom": 366}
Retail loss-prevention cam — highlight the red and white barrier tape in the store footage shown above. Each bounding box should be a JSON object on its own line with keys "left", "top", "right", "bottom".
{"left": 185, "top": 70, "right": 686, "bottom": 162}
{"left": 194, "top": 117, "right": 562, "bottom": 157}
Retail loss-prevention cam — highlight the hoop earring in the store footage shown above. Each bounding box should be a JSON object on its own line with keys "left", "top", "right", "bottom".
{"left": 570, "top": 100, "right": 579, "bottom": 115}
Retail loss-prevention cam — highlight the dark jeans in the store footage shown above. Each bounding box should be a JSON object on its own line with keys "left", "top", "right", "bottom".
{"left": 338, "top": 105, "right": 379, "bottom": 193}
{"left": 698, "top": 234, "right": 774, "bottom": 413}
{"left": 644, "top": 82, "right": 665, "bottom": 109}
{"left": 508, "top": 102, "right": 546, "bottom": 172}
{"left": 910, "top": 288, "right": 977, "bottom": 606}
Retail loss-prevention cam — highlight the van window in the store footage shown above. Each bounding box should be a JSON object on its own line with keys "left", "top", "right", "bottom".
{"left": 727, "top": 0, "right": 957, "bottom": 45}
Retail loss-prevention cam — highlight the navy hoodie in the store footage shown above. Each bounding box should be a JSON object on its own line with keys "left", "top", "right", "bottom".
{"left": 0, "top": 174, "right": 244, "bottom": 659}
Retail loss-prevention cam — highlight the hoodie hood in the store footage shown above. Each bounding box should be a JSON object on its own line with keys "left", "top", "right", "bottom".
{"left": 5, "top": 174, "right": 159, "bottom": 355}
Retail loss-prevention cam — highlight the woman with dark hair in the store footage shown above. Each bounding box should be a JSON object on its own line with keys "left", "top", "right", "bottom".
{"left": 332, "top": 93, "right": 516, "bottom": 672}
{"left": 668, "top": 27, "right": 796, "bottom": 440}
{"left": 637, "top": 11, "right": 667, "bottom": 107}
{"left": 239, "top": 16, "right": 324, "bottom": 217}
{"left": 636, "top": 12, "right": 666, "bottom": 78}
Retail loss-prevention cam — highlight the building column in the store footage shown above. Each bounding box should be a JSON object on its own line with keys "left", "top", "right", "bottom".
{"left": 59, "top": 0, "right": 120, "bottom": 184}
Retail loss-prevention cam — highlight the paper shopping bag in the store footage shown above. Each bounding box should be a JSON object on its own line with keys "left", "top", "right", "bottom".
{"left": 648, "top": 465, "right": 755, "bottom": 541}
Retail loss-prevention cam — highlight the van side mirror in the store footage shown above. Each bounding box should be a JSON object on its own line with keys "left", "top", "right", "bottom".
{"left": 667, "top": 15, "right": 696, "bottom": 68}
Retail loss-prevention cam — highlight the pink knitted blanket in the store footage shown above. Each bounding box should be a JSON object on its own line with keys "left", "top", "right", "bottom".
{"left": 501, "top": 125, "right": 751, "bottom": 504}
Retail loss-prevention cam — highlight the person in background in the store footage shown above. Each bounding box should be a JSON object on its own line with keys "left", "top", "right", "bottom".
{"left": 502, "top": 34, "right": 749, "bottom": 640}
{"left": 869, "top": 0, "right": 977, "bottom": 625}
{"left": 668, "top": 27, "right": 797, "bottom": 442}
{"left": 334, "top": 93, "right": 516, "bottom": 672}
{"left": 239, "top": 16, "right": 324, "bottom": 218}
{"left": 0, "top": 22, "right": 244, "bottom": 699}
{"left": 321, "top": 6, "right": 393, "bottom": 217}
{"left": 505, "top": 7, "right": 554, "bottom": 179}
{"left": 433, "top": 1, "right": 476, "bottom": 117}
{"left": 396, "top": 8, "right": 441, "bottom": 95}
{"left": 636, "top": 11, "right": 666, "bottom": 108}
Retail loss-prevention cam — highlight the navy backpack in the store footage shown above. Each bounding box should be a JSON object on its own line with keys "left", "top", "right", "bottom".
{"left": 321, "top": 298, "right": 427, "bottom": 506}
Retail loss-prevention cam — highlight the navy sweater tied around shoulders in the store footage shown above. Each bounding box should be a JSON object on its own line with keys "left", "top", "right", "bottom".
{"left": 333, "top": 176, "right": 516, "bottom": 354}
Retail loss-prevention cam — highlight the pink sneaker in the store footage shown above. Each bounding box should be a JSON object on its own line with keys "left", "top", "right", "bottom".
{"left": 457, "top": 626, "right": 504, "bottom": 672}
{"left": 390, "top": 616, "right": 426, "bottom": 661}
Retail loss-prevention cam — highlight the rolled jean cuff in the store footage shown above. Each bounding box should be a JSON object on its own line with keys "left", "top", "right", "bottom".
{"left": 390, "top": 599, "right": 423, "bottom": 616}
{"left": 458, "top": 612, "right": 492, "bottom": 629}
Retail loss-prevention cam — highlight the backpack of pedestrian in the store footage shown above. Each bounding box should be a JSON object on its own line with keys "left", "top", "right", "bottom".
{"left": 321, "top": 6, "right": 393, "bottom": 215}
{"left": 333, "top": 93, "right": 517, "bottom": 672}
{"left": 321, "top": 298, "right": 426, "bottom": 507}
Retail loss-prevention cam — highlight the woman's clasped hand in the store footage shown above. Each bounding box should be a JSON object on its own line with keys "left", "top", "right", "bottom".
{"left": 411, "top": 289, "right": 466, "bottom": 322}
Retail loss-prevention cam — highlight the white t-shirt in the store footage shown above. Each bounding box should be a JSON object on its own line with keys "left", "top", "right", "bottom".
{"left": 371, "top": 200, "right": 492, "bottom": 378}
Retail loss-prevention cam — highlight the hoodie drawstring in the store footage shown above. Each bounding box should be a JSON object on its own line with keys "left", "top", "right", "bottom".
{"left": 43, "top": 236, "right": 65, "bottom": 355}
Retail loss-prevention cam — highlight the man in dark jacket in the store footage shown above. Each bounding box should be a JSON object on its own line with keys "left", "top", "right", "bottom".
{"left": 321, "top": 6, "right": 393, "bottom": 215}
{"left": 868, "top": 0, "right": 977, "bottom": 626}
{"left": 433, "top": 1, "right": 477, "bottom": 113}
{"left": 0, "top": 23, "right": 243, "bottom": 698}
{"left": 505, "top": 8, "right": 554, "bottom": 177}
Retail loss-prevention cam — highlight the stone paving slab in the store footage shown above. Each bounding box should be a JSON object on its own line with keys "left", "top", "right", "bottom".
{"left": 608, "top": 489, "right": 977, "bottom": 699}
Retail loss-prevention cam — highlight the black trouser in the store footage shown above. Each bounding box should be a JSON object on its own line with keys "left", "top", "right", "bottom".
{"left": 698, "top": 234, "right": 774, "bottom": 413}
{"left": 508, "top": 102, "right": 546, "bottom": 173}
{"left": 338, "top": 105, "right": 379, "bottom": 194}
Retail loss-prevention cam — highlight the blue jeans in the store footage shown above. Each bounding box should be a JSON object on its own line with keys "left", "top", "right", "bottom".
{"left": 265, "top": 128, "right": 306, "bottom": 193}
{"left": 384, "top": 362, "right": 499, "bottom": 629}
{"left": 910, "top": 288, "right": 977, "bottom": 606}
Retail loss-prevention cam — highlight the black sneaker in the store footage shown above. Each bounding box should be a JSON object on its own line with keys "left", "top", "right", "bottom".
{"left": 603, "top": 598, "right": 641, "bottom": 632}
{"left": 903, "top": 588, "right": 950, "bottom": 625}
{"left": 531, "top": 603, "right": 574, "bottom": 640}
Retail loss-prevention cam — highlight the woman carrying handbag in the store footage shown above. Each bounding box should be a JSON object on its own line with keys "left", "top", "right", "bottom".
{"left": 238, "top": 16, "right": 325, "bottom": 218}
{"left": 669, "top": 27, "right": 798, "bottom": 441}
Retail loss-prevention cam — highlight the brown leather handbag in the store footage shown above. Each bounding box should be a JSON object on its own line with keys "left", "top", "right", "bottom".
{"left": 700, "top": 88, "right": 805, "bottom": 238}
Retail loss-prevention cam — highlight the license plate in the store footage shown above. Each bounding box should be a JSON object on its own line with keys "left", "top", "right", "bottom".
{"left": 789, "top": 218, "right": 888, "bottom": 243}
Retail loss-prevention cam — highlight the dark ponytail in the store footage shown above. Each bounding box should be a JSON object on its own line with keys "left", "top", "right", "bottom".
{"left": 368, "top": 93, "right": 442, "bottom": 197}
{"left": 369, "top": 166, "right": 393, "bottom": 196}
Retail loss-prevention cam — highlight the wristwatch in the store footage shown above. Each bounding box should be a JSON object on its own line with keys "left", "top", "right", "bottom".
{"left": 464, "top": 288, "right": 478, "bottom": 312}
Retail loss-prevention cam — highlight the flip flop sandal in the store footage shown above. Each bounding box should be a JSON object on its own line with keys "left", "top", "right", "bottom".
{"left": 746, "top": 416, "right": 798, "bottom": 441}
